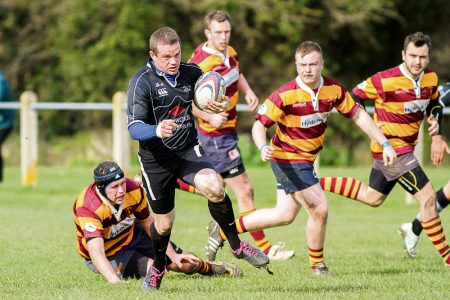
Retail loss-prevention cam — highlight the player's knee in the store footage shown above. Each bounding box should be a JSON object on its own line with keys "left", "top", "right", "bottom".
{"left": 195, "top": 172, "right": 225, "bottom": 201}
{"left": 310, "top": 202, "right": 328, "bottom": 222}
{"left": 155, "top": 219, "right": 174, "bottom": 235}
{"left": 277, "top": 210, "right": 297, "bottom": 225}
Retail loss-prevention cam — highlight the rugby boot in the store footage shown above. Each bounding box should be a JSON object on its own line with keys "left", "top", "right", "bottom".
{"left": 206, "top": 220, "right": 225, "bottom": 261}
{"left": 211, "top": 261, "right": 243, "bottom": 277}
{"left": 398, "top": 222, "right": 419, "bottom": 258}
{"left": 141, "top": 266, "right": 165, "bottom": 291}
{"left": 311, "top": 262, "right": 329, "bottom": 276}
{"left": 267, "top": 242, "right": 295, "bottom": 261}
{"left": 231, "top": 241, "right": 270, "bottom": 270}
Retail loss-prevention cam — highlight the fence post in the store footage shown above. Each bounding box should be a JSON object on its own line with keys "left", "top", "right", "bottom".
{"left": 405, "top": 123, "right": 423, "bottom": 204}
{"left": 112, "top": 92, "right": 130, "bottom": 174}
{"left": 20, "top": 91, "right": 38, "bottom": 186}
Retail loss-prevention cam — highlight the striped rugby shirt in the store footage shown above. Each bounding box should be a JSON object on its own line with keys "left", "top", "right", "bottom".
{"left": 73, "top": 178, "right": 149, "bottom": 260}
{"left": 189, "top": 43, "right": 240, "bottom": 136}
{"left": 256, "top": 76, "right": 359, "bottom": 164}
{"left": 352, "top": 64, "right": 440, "bottom": 159}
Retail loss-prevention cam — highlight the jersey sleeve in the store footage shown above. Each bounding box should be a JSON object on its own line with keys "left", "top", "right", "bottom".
{"left": 255, "top": 92, "right": 285, "bottom": 128}
{"left": 76, "top": 207, "right": 104, "bottom": 239}
{"left": 352, "top": 75, "right": 380, "bottom": 102}
{"left": 335, "top": 86, "right": 360, "bottom": 119}
{"left": 127, "top": 73, "right": 152, "bottom": 125}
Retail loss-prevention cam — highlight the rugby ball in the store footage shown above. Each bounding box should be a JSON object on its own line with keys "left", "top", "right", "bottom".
{"left": 194, "top": 71, "right": 226, "bottom": 111}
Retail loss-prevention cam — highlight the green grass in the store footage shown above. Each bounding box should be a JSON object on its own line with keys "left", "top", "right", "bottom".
{"left": 1, "top": 165, "right": 449, "bottom": 299}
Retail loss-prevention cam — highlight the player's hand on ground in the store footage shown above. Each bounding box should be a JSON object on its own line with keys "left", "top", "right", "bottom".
{"left": 204, "top": 95, "right": 230, "bottom": 114}
{"left": 427, "top": 115, "right": 439, "bottom": 136}
{"left": 260, "top": 145, "right": 274, "bottom": 162}
{"left": 208, "top": 112, "right": 229, "bottom": 128}
{"left": 156, "top": 119, "right": 179, "bottom": 139}
{"left": 431, "top": 135, "right": 450, "bottom": 165}
{"left": 382, "top": 145, "right": 397, "bottom": 166}
{"left": 108, "top": 278, "right": 128, "bottom": 284}
{"left": 245, "top": 89, "right": 259, "bottom": 111}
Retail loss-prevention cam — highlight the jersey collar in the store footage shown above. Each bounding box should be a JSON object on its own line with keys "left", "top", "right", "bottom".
{"left": 146, "top": 59, "right": 180, "bottom": 87}
{"left": 399, "top": 63, "right": 424, "bottom": 99}
{"left": 295, "top": 76, "right": 324, "bottom": 112}
{"left": 202, "top": 43, "right": 230, "bottom": 68}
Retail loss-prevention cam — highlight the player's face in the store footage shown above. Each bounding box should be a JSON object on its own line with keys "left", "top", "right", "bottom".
{"left": 402, "top": 42, "right": 429, "bottom": 80}
{"left": 295, "top": 51, "right": 324, "bottom": 89}
{"left": 105, "top": 178, "right": 126, "bottom": 205}
{"left": 150, "top": 42, "right": 182, "bottom": 75}
{"left": 205, "top": 20, "right": 231, "bottom": 53}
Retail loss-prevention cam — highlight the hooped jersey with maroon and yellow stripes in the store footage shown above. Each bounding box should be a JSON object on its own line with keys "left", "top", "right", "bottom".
{"left": 352, "top": 64, "right": 439, "bottom": 159}
{"left": 256, "top": 76, "right": 359, "bottom": 164}
{"left": 73, "top": 178, "right": 150, "bottom": 260}
{"left": 189, "top": 43, "right": 240, "bottom": 136}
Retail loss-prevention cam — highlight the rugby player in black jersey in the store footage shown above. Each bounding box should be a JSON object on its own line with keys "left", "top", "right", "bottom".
{"left": 127, "top": 27, "right": 269, "bottom": 291}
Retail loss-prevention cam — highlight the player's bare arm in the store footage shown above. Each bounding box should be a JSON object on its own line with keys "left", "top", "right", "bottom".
{"left": 427, "top": 114, "right": 439, "bottom": 136}
{"left": 252, "top": 120, "right": 273, "bottom": 162}
{"left": 351, "top": 107, "right": 397, "bottom": 166}
{"left": 87, "top": 237, "right": 124, "bottom": 284}
{"left": 431, "top": 134, "right": 450, "bottom": 165}
{"left": 238, "top": 73, "right": 259, "bottom": 111}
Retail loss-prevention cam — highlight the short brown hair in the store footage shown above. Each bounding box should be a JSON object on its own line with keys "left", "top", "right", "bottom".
{"left": 295, "top": 41, "right": 322, "bottom": 59}
{"left": 204, "top": 10, "right": 231, "bottom": 30}
{"left": 149, "top": 27, "right": 180, "bottom": 54}
{"left": 403, "top": 32, "right": 431, "bottom": 51}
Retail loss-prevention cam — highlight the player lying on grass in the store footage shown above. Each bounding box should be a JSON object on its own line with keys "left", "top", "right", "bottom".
{"left": 319, "top": 33, "right": 450, "bottom": 266}
{"left": 73, "top": 161, "right": 242, "bottom": 286}
{"left": 399, "top": 82, "right": 450, "bottom": 258}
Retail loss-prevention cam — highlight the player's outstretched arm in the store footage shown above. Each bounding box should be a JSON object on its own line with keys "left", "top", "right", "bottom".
{"left": 87, "top": 238, "right": 124, "bottom": 284}
{"left": 351, "top": 107, "right": 396, "bottom": 165}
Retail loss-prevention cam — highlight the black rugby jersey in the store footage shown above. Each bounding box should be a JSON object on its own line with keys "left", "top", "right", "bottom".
{"left": 127, "top": 59, "right": 203, "bottom": 156}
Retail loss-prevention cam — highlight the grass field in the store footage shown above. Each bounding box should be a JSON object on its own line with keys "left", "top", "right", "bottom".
{"left": 1, "top": 165, "right": 449, "bottom": 299}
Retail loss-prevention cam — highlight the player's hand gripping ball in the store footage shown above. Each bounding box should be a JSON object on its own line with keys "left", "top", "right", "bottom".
{"left": 194, "top": 71, "right": 226, "bottom": 111}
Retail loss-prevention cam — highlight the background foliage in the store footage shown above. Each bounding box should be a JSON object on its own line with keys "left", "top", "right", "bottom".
{"left": 1, "top": 0, "right": 449, "bottom": 165}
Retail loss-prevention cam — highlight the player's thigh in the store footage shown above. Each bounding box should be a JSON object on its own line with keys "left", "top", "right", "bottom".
{"left": 294, "top": 183, "right": 328, "bottom": 214}
{"left": 178, "top": 144, "right": 215, "bottom": 186}
{"left": 367, "top": 167, "right": 395, "bottom": 205}
{"left": 396, "top": 165, "right": 430, "bottom": 196}
{"left": 224, "top": 168, "right": 253, "bottom": 197}
{"left": 139, "top": 159, "right": 176, "bottom": 214}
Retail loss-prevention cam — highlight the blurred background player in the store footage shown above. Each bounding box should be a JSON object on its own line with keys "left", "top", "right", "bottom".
{"left": 73, "top": 161, "right": 243, "bottom": 287}
{"left": 187, "top": 10, "right": 294, "bottom": 261}
{"left": 127, "top": 27, "right": 268, "bottom": 290}
{"left": 0, "top": 70, "right": 15, "bottom": 183}
{"left": 319, "top": 32, "right": 450, "bottom": 266}
{"left": 212, "top": 40, "right": 395, "bottom": 275}
{"left": 399, "top": 82, "right": 450, "bottom": 258}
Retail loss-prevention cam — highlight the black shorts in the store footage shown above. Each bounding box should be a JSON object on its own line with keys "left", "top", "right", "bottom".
{"left": 220, "top": 163, "right": 245, "bottom": 179}
{"left": 139, "top": 144, "right": 214, "bottom": 214}
{"left": 369, "top": 165, "right": 429, "bottom": 196}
